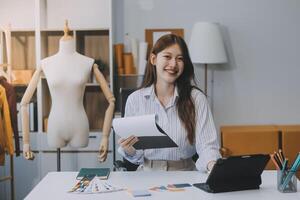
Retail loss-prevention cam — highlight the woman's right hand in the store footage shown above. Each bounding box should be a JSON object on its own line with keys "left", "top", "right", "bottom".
{"left": 118, "top": 135, "right": 139, "bottom": 156}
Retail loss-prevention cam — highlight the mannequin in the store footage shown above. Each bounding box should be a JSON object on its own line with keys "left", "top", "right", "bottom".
{"left": 20, "top": 21, "right": 115, "bottom": 162}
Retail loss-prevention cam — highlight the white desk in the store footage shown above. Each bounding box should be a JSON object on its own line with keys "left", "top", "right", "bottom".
{"left": 25, "top": 171, "right": 300, "bottom": 200}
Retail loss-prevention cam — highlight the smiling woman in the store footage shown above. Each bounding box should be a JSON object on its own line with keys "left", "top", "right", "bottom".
{"left": 150, "top": 43, "right": 184, "bottom": 91}
{"left": 117, "top": 34, "right": 221, "bottom": 172}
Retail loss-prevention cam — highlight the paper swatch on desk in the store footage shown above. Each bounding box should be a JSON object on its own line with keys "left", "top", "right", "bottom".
{"left": 112, "top": 114, "right": 178, "bottom": 149}
{"left": 69, "top": 176, "right": 94, "bottom": 193}
{"left": 130, "top": 189, "right": 152, "bottom": 197}
{"left": 69, "top": 177, "right": 124, "bottom": 194}
{"left": 168, "top": 183, "right": 192, "bottom": 188}
{"left": 149, "top": 185, "right": 185, "bottom": 192}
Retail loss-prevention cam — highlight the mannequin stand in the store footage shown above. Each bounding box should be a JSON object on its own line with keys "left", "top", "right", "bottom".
{"left": 113, "top": 131, "right": 116, "bottom": 165}
{"left": 57, "top": 148, "right": 61, "bottom": 171}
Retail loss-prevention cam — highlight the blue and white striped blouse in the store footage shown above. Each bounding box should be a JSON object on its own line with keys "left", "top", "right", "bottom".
{"left": 118, "top": 85, "right": 221, "bottom": 172}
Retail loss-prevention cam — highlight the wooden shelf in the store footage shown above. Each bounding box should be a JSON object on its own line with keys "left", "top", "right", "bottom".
{"left": 8, "top": 31, "right": 36, "bottom": 70}
{"left": 12, "top": 83, "right": 28, "bottom": 87}
{"left": 76, "top": 30, "right": 110, "bottom": 82}
{"left": 41, "top": 30, "right": 65, "bottom": 58}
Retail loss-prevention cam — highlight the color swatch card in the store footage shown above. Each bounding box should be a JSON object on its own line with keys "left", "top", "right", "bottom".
{"left": 69, "top": 177, "right": 124, "bottom": 194}
{"left": 129, "top": 189, "right": 152, "bottom": 197}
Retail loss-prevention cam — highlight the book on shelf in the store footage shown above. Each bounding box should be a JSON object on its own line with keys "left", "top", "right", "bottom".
{"left": 17, "top": 103, "right": 22, "bottom": 133}
{"left": 17, "top": 102, "right": 38, "bottom": 133}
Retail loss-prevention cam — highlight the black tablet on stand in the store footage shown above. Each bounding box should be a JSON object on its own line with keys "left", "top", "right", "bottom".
{"left": 193, "top": 154, "right": 270, "bottom": 193}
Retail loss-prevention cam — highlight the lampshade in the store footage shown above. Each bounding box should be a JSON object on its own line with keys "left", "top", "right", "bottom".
{"left": 189, "top": 22, "right": 227, "bottom": 64}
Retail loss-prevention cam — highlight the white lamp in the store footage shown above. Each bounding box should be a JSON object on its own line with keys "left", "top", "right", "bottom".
{"left": 189, "top": 22, "right": 227, "bottom": 95}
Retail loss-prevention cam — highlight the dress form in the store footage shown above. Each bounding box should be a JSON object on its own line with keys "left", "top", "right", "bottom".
{"left": 42, "top": 38, "right": 93, "bottom": 148}
{"left": 21, "top": 21, "right": 115, "bottom": 161}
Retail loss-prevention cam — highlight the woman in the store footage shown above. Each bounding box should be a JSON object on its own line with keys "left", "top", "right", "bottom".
{"left": 118, "top": 34, "right": 220, "bottom": 172}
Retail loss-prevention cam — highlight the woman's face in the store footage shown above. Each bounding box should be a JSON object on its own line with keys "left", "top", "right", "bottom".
{"left": 151, "top": 44, "right": 184, "bottom": 85}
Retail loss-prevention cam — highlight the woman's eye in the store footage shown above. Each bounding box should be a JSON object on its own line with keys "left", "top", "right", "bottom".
{"left": 164, "top": 55, "right": 171, "bottom": 59}
{"left": 177, "top": 57, "right": 183, "bottom": 61}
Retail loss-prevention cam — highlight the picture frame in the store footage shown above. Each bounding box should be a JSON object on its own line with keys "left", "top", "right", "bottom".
{"left": 145, "top": 28, "right": 184, "bottom": 56}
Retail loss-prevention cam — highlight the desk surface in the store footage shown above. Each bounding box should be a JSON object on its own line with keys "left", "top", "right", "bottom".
{"left": 25, "top": 171, "right": 300, "bottom": 200}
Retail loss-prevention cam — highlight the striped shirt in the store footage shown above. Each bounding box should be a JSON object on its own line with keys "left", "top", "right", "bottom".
{"left": 118, "top": 85, "right": 220, "bottom": 172}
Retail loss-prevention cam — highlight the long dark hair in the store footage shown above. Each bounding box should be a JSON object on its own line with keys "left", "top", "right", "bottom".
{"left": 141, "top": 34, "right": 200, "bottom": 144}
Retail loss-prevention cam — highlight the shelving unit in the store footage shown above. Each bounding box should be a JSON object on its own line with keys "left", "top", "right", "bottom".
{"left": 76, "top": 29, "right": 110, "bottom": 81}
{"left": 1, "top": 0, "right": 114, "bottom": 199}
{"left": 2, "top": 28, "right": 112, "bottom": 134}
{"left": 40, "top": 30, "right": 65, "bottom": 59}
{"left": 10, "top": 30, "right": 36, "bottom": 70}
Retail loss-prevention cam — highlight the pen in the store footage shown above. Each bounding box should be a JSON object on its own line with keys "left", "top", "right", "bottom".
{"left": 281, "top": 153, "right": 300, "bottom": 190}
{"left": 278, "top": 159, "right": 286, "bottom": 188}
{"left": 275, "top": 151, "right": 283, "bottom": 165}
{"left": 281, "top": 159, "right": 288, "bottom": 177}
{"left": 273, "top": 153, "right": 283, "bottom": 169}
{"left": 279, "top": 149, "right": 285, "bottom": 162}
{"left": 270, "top": 154, "right": 280, "bottom": 170}
{"left": 283, "top": 159, "right": 288, "bottom": 171}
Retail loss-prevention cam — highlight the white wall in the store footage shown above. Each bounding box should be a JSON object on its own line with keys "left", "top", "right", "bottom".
{"left": 0, "top": 0, "right": 111, "bottom": 29}
{"left": 115, "top": 0, "right": 300, "bottom": 131}
{"left": 44, "top": 0, "right": 110, "bottom": 29}
{"left": 0, "top": 0, "right": 35, "bottom": 29}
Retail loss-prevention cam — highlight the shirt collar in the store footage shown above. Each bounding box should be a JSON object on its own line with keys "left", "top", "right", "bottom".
{"left": 171, "top": 86, "right": 179, "bottom": 106}
{"left": 142, "top": 85, "right": 155, "bottom": 98}
{"left": 143, "top": 84, "right": 179, "bottom": 106}
{"left": 174, "top": 86, "right": 179, "bottom": 99}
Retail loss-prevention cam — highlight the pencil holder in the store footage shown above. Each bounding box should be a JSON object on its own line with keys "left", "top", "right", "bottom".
{"left": 277, "top": 170, "right": 297, "bottom": 193}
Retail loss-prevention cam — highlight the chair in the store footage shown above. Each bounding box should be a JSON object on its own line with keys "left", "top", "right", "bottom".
{"left": 113, "top": 88, "right": 139, "bottom": 171}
